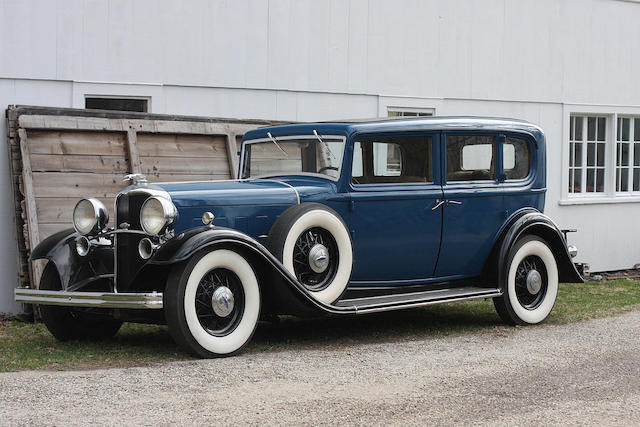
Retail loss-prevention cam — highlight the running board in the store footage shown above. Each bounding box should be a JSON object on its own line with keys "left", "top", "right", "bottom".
{"left": 334, "top": 286, "right": 502, "bottom": 314}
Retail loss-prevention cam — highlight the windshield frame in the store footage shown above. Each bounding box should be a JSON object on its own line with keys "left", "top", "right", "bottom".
{"left": 239, "top": 134, "right": 347, "bottom": 182}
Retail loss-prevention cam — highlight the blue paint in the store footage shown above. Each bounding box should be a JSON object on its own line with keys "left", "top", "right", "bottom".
{"left": 158, "top": 117, "right": 546, "bottom": 287}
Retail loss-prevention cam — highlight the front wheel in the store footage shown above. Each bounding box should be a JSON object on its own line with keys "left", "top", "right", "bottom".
{"left": 164, "top": 249, "right": 261, "bottom": 358}
{"left": 39, "top": 262, "right": 123, "bottom": 341}
{"left": 493, "top": 235, "right": 559, "bottom": 325}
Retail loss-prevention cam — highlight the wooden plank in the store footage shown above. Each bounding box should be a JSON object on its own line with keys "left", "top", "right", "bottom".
{"left": 27, "top": 131, "right": 127, "bottom": 156}
{"left": 32, "top": 172, "right": 125, "bottom": 198}
{"left": 36, "top": 197, "right": 115, "bottom": 224}
{"left": 146, "top": 174, "right": 231, "bottom": 183}
{"left": 136, "top": 134, "right": 229, "bottom": 158}
{"left": 139, "top": 156, "right": 231, "bottom": 176}
{"left": 18, "top": 129, "right": 43, "bottom": 288}
{"left": 30, "top": 154, "right": 128, "bottom": 173}
{"left": 19, "top": 115, "right": 256, "bottom": 136}
{"left": 126, "top": 128, "right": 141, "bottom": 174}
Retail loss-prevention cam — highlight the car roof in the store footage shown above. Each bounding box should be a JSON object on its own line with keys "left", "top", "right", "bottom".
{"left": 242, "top": 116, "right": 544, "bottom": 141}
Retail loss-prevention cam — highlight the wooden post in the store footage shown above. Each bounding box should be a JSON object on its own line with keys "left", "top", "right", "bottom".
{"left": 18, "top": 129, "right": 43, "bottom": 289}
{"left": 125, "top": 126, "right": 142, "bottom": 174}
{"left": 225, "top": 133, "right": 239, "bottom": 178}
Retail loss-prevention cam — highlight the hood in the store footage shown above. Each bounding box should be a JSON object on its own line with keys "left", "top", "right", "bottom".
{"left": 156, "top": 179, "right": 300, "bottom": 207}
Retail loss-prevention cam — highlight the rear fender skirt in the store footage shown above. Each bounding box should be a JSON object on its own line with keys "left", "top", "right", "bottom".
{"left": 28, "top": 229, "right": 114, "bottom": 291}
{"left": 491, "top": 210, "right": 584, "bottom": 286}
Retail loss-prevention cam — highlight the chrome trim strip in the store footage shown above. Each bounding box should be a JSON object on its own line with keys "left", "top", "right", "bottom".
{"left": 256, "top": 179, "right": 301, "bottom": 204}
{"left": 14, "top": 288, "right": 163, "bottom": 309}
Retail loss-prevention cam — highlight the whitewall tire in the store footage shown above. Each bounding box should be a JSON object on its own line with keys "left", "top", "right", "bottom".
{"left": 493, "top": 235, "right": 559, "bottom": 325}
{"left": 165, "top": 249, "right": 260, "bottom": 357}
{"left": 267, "top": 203, "right": 352, "bottom": 305}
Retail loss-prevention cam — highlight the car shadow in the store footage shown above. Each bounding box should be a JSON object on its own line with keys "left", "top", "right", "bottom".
{"left": 247, "top": 301, "right": 507, "bottom": 353}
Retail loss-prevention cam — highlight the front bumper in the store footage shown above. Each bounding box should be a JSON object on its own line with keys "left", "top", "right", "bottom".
{"left": 14, "top": 288, "right": 163, "bottom": 309}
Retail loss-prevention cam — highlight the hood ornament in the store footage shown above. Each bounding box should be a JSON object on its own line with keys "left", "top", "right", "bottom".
{"left": 123, "top": 173, "right": 148, "bottom": 185}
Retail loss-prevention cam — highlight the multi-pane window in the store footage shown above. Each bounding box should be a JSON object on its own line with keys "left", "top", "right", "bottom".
{"left": 616, "top": 117, "right": 640, "bottom": 193}
{"left": 387, "top": 108, "right": 434, "bottom": 118}
{"left": 569, "top": 116, "right": 606, "bottom": 194}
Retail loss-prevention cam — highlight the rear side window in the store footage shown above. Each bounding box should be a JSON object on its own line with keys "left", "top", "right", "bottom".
{"left": 503, "top": 137, "right": 531, "bottom": 180}
{"left": 352, "top": 136, "right": 432, "bottom": 184}
{"left": 446, "top": 135, "right": 496, "bottom": 182}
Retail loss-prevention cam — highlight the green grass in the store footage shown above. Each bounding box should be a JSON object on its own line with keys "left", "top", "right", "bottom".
{"left": 1, "top": 279, "right": 639, "bottom": 372}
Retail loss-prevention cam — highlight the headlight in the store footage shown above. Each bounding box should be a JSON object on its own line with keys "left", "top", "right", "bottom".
{"left": 140, "top": 196, "right": 177, "bottom": 236}
{"left": 73, "top": 198, "right": 109, "bottom": 235}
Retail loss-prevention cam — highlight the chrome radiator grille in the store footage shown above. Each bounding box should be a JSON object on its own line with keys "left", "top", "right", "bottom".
{"left": 114, "top": 191, "right": 150, "bottom": 292}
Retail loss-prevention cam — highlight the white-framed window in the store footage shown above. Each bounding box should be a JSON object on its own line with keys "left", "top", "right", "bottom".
{"left": 387, "top": 107, "right": 434, "bottom": 118}
{"left": 569, "top": 115, "right": 607, "bottom": 194}
{"left": 616, "top": 117, "right": 640, "bottom": 193}
{"left": 563, "top": 108, "right": 640, "bottom": 204}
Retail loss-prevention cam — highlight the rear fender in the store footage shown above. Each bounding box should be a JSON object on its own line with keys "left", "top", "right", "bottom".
{"left": 486, "top": 210, "right": 584, "bottom": 287}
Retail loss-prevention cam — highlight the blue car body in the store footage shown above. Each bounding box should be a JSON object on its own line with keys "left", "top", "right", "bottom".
{"left": 153, "top": 117, "right": 547, "bottom": 288}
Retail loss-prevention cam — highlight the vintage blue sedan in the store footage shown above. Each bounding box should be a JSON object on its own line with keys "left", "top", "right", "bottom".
{"left": 16, "top": 117, "right": 583, "bottom": 357}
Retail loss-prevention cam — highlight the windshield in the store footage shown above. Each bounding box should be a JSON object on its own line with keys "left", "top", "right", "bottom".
{"left": 241, "top": 136, "right": 345, "bottom": 180}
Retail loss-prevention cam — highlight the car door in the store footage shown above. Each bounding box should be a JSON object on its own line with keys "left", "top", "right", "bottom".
{"left": 348, "top": 133, "right": 443, "bottom": 284}
{"left": 435, "top": 132, "right": 505, "bottom": 279}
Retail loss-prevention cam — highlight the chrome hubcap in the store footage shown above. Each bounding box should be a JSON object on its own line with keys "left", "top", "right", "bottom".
{"left": 308, "top": 244, "right": 330, "bottom": 273}
{"left": 526, "top": 270, "right": 542, "bottom": 295}
{"left": 211, "top": 286, "right": 234, "bottom": 317}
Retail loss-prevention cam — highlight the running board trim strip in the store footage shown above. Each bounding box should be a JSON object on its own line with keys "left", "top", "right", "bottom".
{"left": 14, "top": 288, "right": 163, "bottom": 309}
{"left": 335, "top": 287, "right": 502, "bottom": 314}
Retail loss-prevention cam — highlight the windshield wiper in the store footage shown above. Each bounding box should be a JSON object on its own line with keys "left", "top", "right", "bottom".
{"left": 313, "top": 129, "right": 337, "bottom": 161}
{"left": 267, "top": 132, "right": 288, "bottom": 157}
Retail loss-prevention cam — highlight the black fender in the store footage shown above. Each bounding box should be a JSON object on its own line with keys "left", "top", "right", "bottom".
{"left": 485, "top": 208, "right": 583, "bottom": 288}
{"left": 28, "top": 228, "right": 114, "bottom": 291}
{"left": 148, "top": 226, "right": 349, "bottom": 316}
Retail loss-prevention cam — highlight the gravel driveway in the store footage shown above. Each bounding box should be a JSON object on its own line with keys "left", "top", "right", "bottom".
{"left": 1, "top": 310, "right": 639, "bottom": 426}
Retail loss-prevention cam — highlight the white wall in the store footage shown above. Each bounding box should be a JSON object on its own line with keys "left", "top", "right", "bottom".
{"left": 1, "top": 0, "right": 639, "bottom": 312}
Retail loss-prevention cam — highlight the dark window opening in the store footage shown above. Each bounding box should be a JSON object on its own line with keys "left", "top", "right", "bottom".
{"left": 446, "top": 135, "right": 496, "bottom": 182}
{"left": 85, "top": 97, "right": 148, "bottom": 112}
{"left": 352, "top": 136, "right": 432, "bottom": 184}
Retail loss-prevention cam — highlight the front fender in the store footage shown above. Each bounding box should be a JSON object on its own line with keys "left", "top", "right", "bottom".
{"left": 148, "top": 226, "right": 346, "bottom": 316}
{"left": 495, "top": 211, "right": 584, "bottom": 286}
{"left": 28, "top": 229, "right": 114, "bottom": 291}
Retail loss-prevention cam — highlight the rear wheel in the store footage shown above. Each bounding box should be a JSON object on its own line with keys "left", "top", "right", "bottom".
{"left": 493, "top": 235, "right": 559, "bottom": 325}
{"left": 164, "top": 249, "right": 260, "bottom": 358}
{"left": 39, "top": 262, "right": 123, "bottom": 341}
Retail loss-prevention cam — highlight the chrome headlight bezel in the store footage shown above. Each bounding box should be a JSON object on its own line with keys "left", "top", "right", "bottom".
{"left": 139, "top": 196, "right": 178, "bottom": 236}
{"left": 72, "top": 198, "right": 109, "bottom": 235}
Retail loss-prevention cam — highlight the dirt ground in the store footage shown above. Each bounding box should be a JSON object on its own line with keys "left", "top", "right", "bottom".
{"left": 1, "top": 309, "right": 639, "bottom": 426}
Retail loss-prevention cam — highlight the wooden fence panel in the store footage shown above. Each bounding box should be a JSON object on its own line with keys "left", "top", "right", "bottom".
{"left": 6, "top": 106, "right": 282, "bottom": 289}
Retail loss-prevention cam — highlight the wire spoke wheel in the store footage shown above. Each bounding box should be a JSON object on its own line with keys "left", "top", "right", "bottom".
{"left": 514, "top": 255, "right": 548, "bottom": 310}
{"left": 194, "top": 268, "right": 245, "bottom": 337}
{"left": 292, "top": 227, "right": 339, "bottom": 291}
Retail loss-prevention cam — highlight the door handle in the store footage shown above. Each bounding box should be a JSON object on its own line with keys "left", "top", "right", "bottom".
{"left": 447, "top": 200, "right": 462, "bottom": 206}
{"left": 431, "top": 200, "right": 445, "bottom": 210}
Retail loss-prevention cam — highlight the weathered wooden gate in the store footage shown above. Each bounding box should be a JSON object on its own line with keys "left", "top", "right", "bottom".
{"left": 6, "top": 106, "right": 281, "bottom": 289}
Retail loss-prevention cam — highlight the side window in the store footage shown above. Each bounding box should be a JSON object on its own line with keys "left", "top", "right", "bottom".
{"left": 352, "top": 136, "right": 432, "bottom": 184}
{"left": 446, "top": 135, "right": 496, "bottom": 182}
{"left": 503, "top": 137, "right": 531, "bottom": 180}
